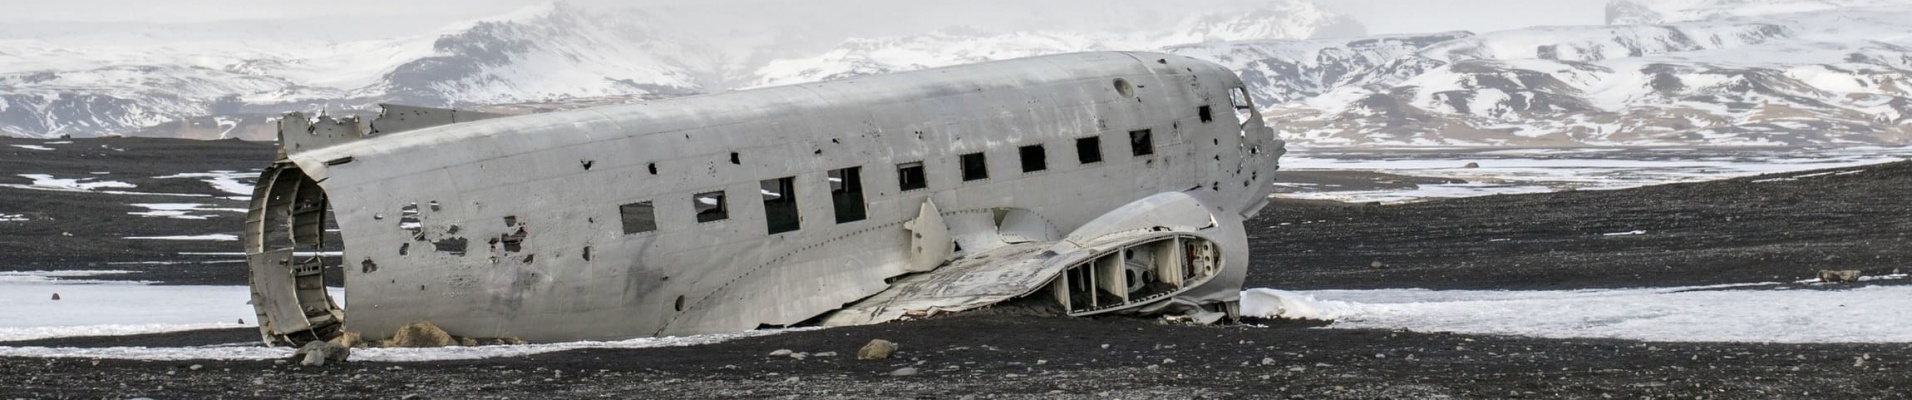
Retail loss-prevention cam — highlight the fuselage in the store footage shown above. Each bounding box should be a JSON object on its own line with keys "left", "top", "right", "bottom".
{"left": 249, "top": 51, "right": 1282, "bottom": 343}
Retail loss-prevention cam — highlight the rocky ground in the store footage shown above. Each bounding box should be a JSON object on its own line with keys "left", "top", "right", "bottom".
{"left": 2, "top": 138, "right": 1909, "bottom": 398}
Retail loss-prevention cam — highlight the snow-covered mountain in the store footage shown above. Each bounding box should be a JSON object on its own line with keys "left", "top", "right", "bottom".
{"left": 1213, "top": 2, "right": 1912, "bottom": 146}
{"left": 1606, "top": 0, "right": 1911, "bottom": 24}
{"left": 5, "top": 0, "right": 1910, "bottom": 147}
{"left": 0, "top": 0, "right": 1361, "bottom": 139}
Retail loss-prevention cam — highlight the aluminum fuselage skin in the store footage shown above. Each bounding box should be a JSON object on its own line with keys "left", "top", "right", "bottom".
{"left": 266, "top": 51, "right": 1282, "bottom": 342}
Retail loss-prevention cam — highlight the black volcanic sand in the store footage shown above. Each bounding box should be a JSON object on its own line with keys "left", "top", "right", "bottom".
{"left": 1249, "top": 161, "right": 1912, "bottom": 291}
{"left": 0, "top": 137, "right": 272, "bottom": 283}
{"left": 4, "top": 138, "right": 1911, "bottom": 398}
{"left": 4, "top": 316, "right": 1908, "bottom": 398}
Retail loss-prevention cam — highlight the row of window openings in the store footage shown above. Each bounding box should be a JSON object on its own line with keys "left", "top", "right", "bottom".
{"left": 618, "top": 129, "right": 1156, "bottom": 236}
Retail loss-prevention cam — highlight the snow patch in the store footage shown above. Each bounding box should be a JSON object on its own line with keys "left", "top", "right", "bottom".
{"left": 0, "top": 213, "right": 24, "bottom": 222}
{"left": 1243, "top": 283, "right": 1912, "bottom": 343}
{"left": 155, "top": 171, "right": 255, "bottom": 197}
{"left": 127, "top": 203, "right": 245, "bottom": 220}
{"left": 0, "top": 329, "right": 806, "bottom": 361}
{"left": 9, "top": 144, "right": 53, "bottom": 151}
{"left": 123, "top": 234, "right": 238, "bottom": 241}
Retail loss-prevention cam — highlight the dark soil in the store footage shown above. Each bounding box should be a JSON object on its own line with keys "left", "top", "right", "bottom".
{"left": 1249, "top": 161, "right": 1912, "bottom": 291}
{"left": 3, "top": 138, "right": 1910, "bottom": 398}
{"left": 4, "top": 315, "right": 1907, "bottom": 399}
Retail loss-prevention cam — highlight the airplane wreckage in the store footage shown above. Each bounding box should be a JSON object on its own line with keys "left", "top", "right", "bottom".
{"left": 246, "top": 51, "right": 1286, "bottom": 345}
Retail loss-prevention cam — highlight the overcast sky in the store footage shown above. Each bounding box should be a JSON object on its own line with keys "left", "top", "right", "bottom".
{"left": 0, "top": 0, "right": 1610, "bottom": 37}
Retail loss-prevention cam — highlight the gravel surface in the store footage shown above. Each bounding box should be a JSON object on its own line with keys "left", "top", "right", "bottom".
{"left": 3, "top": 138, "right": 1909, "bottom": 398}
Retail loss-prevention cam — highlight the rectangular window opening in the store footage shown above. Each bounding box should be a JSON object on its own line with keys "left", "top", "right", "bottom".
{"left": 1019, "top": 145, "right": 1047, "bottom": 173}
{"left": 1198, "top": 105, "right": 1214, "bottom": 123}
{"left": 618, "top": 201, "right": 657, "bottom": 234}
{"left": 960, "top": 152, "right": 989, "bottom": 181}
{"left": 1076, "top": 136, "right": 1103, "bottom": 165}
{"left": 1129, "top": 129, "right": 1154, "bottom": 157}
{"left": 694, "top": 191, "right": 728, "bottom": 223}
{"left": 761, "top": 177, "right": 799, "bottom": 234}
{"left": 830, "top": 167, "right": 867, "bottom": 224}
{"left": 1230, "top": 87, "right": 1255, "bottom": 124}
{"left": 898, "top": 162, "right": 927, "bottom": 191}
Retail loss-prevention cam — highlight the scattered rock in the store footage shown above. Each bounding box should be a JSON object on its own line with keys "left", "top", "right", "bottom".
{"left": 459, "top": 337, "right": 479, "bottom": 347}
{"left": 1463, "top": 162, "right": 1481, "bottom": 168}
{"left": 1819, "top": 270, "right": 1862, "bottom": 283}
{"left": 294, "top": 341, "right": 351, "bottom": 367}
{"left": 329, "top": 332, "right": 364, "bottom": 348}
{"left": 490, "top": 337, "right": 527, "bottom": 346}
{"left": 389, "top": 321, "right": 455, "bottom": 348}
{"left": 1261, "top": 357, "right": 1276, "bottom": 366}
{"left": 790, "top": 352, "right": 809, "bottom": 361}
{"left": 1371, "top": 261, "right": 1383, "bottom": 269}
{"left": 814, "top": 351, "right": 837, "bottom": 357}
{"left": 858, "top": 339, "right": 898, "bottom": 360}
{"left": 769, "top": 349, "right": 794, "bottom": 357}
{"left": 889, "top": 367, "right": 919, "bottom": 377}
{"left": 50, "top": 293, "right": 59, "bottom": 301}
{"left": 188, "top": 364, "right": 203, "bottom": 371}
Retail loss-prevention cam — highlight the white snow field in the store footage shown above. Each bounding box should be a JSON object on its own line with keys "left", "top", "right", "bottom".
{"left": 0, "top": 271, "right": 293, "bottom": 342}
{"left": 1273, "top": 146, "right": 1912, "bottom": 203}
{"left": 1243, "top": 277, "right": 1912, "bottom": 343}
{"left": 0, "top": 271, "right": 810, "bottom": 361}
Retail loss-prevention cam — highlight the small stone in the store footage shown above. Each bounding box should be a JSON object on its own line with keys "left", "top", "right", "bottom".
{"left": 782, "top": 377, "right": 800, "bottom": 383}
{"left": 1036, "top": 359, "right": 1048, "bottom": 365}
{"left": 814, "top": 351, "right": 837, "bottom": 357}
{"left": 1819, "top": 270, "right": 1862, "bottom": 283}
{"left": 50, "top": 293, "right": 60, "bottom": 301}
{"left": 458, "top": 337, "right": 479, "bottom": 347}
{"left": 769, "top": 349, "right": 793, "bottom": 357}
{"left": 294, "top": 340, "right": 351, "bottom": 367}
{"left": 1100, "top": 344, "right": 1110, "bottom": 349}
{"left": 188, "top": 364, "right": 203, "bottom": 371}
{"left": 251, "top": 377, "right": 265, "bottom": 385}
{"left": 1261, "top": 357, "right": 1276, "bottom": 366}
{"left": 1162, "top": 358, "right": 1175, "bottom": 364}
{"left": 790, "top": 352, "right": 808, "bottom": 361}
{"left": 329, "top": 332, "right": 364, "bottom": 349}
{"left": 1145, "top": 364, "right": 1160, "bottom": 371}
{"left": 389, "top": 321, "right": 455, "bottom": 348}
{"left": 1371, "top": 261, "right": 1383, "bottom": 268}
{"left": 889, "top": 367, "right": 919, "bottom": 377}
{"left": 858, "top": 339, "right": 898, "bottom": 360}
{"left": 1462, "top": 162, "right": 1480, "bottom": 168}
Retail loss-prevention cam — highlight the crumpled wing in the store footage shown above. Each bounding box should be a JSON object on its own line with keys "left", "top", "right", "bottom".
{"left": 819, "top": 242, "right": 1063, "bottom": 326}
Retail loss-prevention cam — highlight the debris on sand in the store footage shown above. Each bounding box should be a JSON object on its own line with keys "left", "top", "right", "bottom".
{"left": 50, "top": 293, "right": 59, "bottom": 301}
{"left": 1819, "top": 270, "right": 1862, "bottom": 283}
{"left": 293, "top": 341, "right": 350, "bottom": 367}
{"left": 330, "top": 332, "right": 365, "bottom": 348}
{"left": 387, "top": 321, "right": 455, "bottom": 347}
{"left": 859, "top": 339, "right": 898, "bottom": 360}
